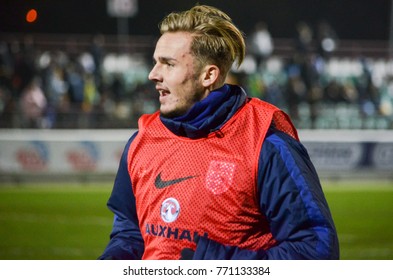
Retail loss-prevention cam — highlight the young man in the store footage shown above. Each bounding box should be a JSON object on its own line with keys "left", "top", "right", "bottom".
{"left": 100, "top": 5, "right": 339, "bottom": 260}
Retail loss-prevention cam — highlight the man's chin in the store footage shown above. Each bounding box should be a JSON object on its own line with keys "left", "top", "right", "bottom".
{"left": 160, "top": 108, "right": 186, "bottom": 119}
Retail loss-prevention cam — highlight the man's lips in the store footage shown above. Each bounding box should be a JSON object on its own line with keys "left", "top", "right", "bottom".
{"left": 156, "top": 87, "right": 170, "bottom": 96}
{"left": 157, "top": 88, "right": 170, "bottom": 103}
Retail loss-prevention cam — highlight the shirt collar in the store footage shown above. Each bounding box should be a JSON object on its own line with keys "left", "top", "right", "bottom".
{"left": 160, "top": 84, "right": 247, "bottom": 139}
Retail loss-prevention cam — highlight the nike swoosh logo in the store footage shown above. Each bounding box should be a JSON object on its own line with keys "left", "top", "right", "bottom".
{"left": 154, "top": 172, "right": 197, "bottom": 189}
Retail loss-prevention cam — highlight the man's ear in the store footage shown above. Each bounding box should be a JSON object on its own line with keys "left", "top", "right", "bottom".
{"left": 201, "top": 65, "right": 220, "bottom": 88}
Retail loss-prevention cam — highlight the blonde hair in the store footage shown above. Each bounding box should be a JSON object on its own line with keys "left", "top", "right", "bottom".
{"left": 159, "top": 5, "right": 245, "bottom": 78}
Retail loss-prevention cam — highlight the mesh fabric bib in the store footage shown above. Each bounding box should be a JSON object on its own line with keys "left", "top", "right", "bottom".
{"left": 128, "top": 98, "right": 298, "bottom": 259}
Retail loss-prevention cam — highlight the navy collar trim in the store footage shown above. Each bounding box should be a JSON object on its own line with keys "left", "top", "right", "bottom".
{"left": 160, "top": 84, "right": 247, "bottom": 139}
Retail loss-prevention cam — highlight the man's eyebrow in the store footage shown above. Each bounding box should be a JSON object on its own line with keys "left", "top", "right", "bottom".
{"left": 154, "top": 56, "right": 177, "bottom": 63}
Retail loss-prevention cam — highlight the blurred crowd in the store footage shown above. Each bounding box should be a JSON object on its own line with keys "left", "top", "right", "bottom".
{"left": 1, "top": 20, "right": 393, "bottom": 130}
{"left": 237, "top": 20, "right": 393, "bottom": 129}
{"left": 0, "top": 34, "right": 158, "bottom": 129}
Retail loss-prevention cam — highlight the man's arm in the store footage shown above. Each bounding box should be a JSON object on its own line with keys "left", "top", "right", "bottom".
{"left": 99, "top": 132, "right": 145, "bottom": 260}
{"left": 258, "top": 128, "right": 339, "bottom": 259}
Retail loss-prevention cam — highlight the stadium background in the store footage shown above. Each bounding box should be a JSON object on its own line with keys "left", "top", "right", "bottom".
{"left": 0, "top": 0, "right": 393, "bottom": 260}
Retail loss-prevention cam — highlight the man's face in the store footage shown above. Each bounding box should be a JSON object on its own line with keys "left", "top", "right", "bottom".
{"left": 148, "top": 32, "right": 208, "bottom": 118}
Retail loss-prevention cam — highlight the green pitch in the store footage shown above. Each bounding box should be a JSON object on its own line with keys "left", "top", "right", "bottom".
{"left": 0, "top": 180, "right": 392, "bottom": 260}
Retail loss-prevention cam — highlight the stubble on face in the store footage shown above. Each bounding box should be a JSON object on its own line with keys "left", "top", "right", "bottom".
{"left": 161, "top": 70, "right": 206, "bottom": 119}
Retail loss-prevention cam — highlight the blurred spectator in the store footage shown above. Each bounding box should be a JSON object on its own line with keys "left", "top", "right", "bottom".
{"left": 294, "top": 21, "right": 313, "bottom": 55}
{"left": 11, "top": 39, "right": 37, "bottom": 99}
{"left": 380, "top": 76, "right": 393, "bottom": 120}
{"left": 0, "top": 41, "right": 15, "bottom": 127}
{"left": 19, "top": 77, "right": 47, "bottom": 128}
{"left": 65, "top": 61, "right": 85, "bottom": 106}
{"left": 83, "top": 73, "right": 99, "bottom": 112}
{"left": 89, "top": 34, "right": 106, "bottom": 90}
{"left": 110, "top": 73, "right": 126, "bottom": 103}
{"left": 300, "top": 54, "right": 323, "bottom": 129}
{"left": 316, "top": 20, "right": 338, "bottom": 60}
{"left": 248, "top": 22, "right": 274, "bottom": 70}
{"left": 0, "top": 41, "right": 14, "bottom": 83}
{"left": 356, "top": 58, "right": 380, "bottom": 119}
{"left": 285, "top": 58, "right": 306, "bottom": 123}
{"left": 0, "top": 84, "right": 14, "bottom": 128}
{"left": 286, "top": 22, "right": 314, "bottom": 126}
{"left": 44, "top": 52, "right": 69, "bottom": 107}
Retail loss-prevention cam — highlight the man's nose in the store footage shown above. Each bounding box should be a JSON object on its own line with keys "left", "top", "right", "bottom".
{"left": 148, "top": 64, "right": 161, "bottom": 82}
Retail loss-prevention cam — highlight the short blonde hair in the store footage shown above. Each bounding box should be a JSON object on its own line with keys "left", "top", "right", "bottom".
{"left": 159, "top": 5, "right": 245, "bottom": 78}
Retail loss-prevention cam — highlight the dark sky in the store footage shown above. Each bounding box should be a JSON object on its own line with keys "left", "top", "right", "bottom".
{"left": 0, "top": 0, "right": 392, "bottom": 40}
